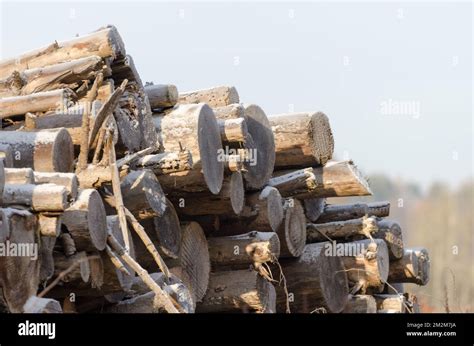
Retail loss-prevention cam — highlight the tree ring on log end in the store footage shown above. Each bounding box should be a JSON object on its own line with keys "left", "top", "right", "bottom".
{"left": 230, "top": 171, "right": 244, "bottom": 215}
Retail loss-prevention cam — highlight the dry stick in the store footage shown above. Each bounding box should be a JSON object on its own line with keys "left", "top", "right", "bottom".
{"left": 123, "top": 207, "right": 171, "bottom": 280}
{"left": 89, "top": 79, "right": 128, "bottom": 149}
{"left": 77, "top": 73, "right": 104, "bottom": 172}
{"left": 105, "top": 244, "right": 131, "bottom": 276}
{"left": 99, "top": 129, "right": 112, "bottom": 167}
{"left": 116, "top": 146, "right": 157, "bottom": 169}
{"left": 107, "top": 234, "right": 181, "bottom": 313}
{"left": 92, "top": 127, "right": 106, "bottom": 164}
{"left": 38, "top": 255, "right": 100, "bottom": 298}
{"left": 108, "top": 131, "right": 130, "bottom": 251}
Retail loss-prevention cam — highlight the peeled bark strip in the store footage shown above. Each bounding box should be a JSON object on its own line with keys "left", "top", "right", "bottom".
{"left": 2, "top": 183, "right": 68, "bottom": 211}
{"left": 179, "top": 85, "right": 239, "bottom": 107}
{"left": 23, "top": 296, "right": 63, "bottom": 313}
{"left": 373, "top": 294, "right": 407, "bottom": 313}
{"left": 269, "top": 161, "right": 372, "bottom": 199}
{"left": 316, "top": 201, "right": 391, "bottom": 224}
{"left": 62, "top": 189, "right": 107, "bottom": 251}
{"left": 172, "top": 171, "right": 244, "bottom": 216}
{"left": 208, "top": 231, "right": 280, "bottom": 270}
{"left": 4, "top": 167, "right": 35, "bottom": 184}
{"left": 154, "top": 103, "right": 224, "bottom": 194}
{"left": 307, "top": 216, "right": 379, "bottom": 243}
{"left": 303, "top": 198, "right": 326, "bottom": 222}
{"left": 270, "top": 112, "right": 334, "bottom": 168}
{"left": 134, "top": 151, "right": 193, "bottom": 175}
{"left": 33, "top": 172, "right": 78, "bottom": 200}
{"left": 277, "top": 198, "right": 306, "bottom": 258}
{"left": 0, "top": 128, "right": 74, "bottom": 172}
{"left": 342, "top": 294, "right": 377, "bottom": 313}
{"left": 0, "top": 26, "right": 125, "bottom": 79}
{"left": 197, "top": 270, "right": 276, "bottom": 313}
{"left": 218, "top": 118, "right": 248, "bottom": 143}
{"left": 340, "top": 239, "right": 389, "bottom": 294}
{"left": 0, "top": 144, "right": 13, "bottom": 167}
{"left": 0, "top": 88, "right": 75, "bottom": 119}
{"left": 275, "top": 242, "right": 349, "bottom": 313}
{"left": 38, "top": 214, "right": 61, "bottom": 237}
{"left": 167, "top": 222, "right": 210, "bottom": 304}
{"left": 242, "top": 104, "right": 275, "bottom": 189}
{"left": 388, "top": 248, "right": 430, "bottom": 286}
{"left": 0, "top": 209, "right": 39, "bottom": 313}
{"left": 145, "top": 84, "right": 178, "bottom": 109}
{"left": 0, "top": 56, "right": 109, "bottom": 97}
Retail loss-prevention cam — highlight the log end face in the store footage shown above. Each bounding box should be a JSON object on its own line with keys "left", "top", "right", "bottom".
{"left": 261, "top": 186, "right": 284, "bottom": 232}
{"left": 86, "top": 189, "right": 108, "bottom": 251}
{"left": 309, "top": 112, "right": 334, "bottom": 166}
{"left": 230, "top": 171, "right": 245, "bottom": 215}
{"left": 281, "top": 198, "right": 306, "bottom": 257}
{"left": 153, "top": 198, "right": 182, "bottom": 259}
{"left": 51, "top": 128, "right": 75, "bottom": 172}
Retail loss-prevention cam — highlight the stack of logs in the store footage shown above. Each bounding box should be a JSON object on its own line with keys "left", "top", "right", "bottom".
{"left": 0, "top": 26, "right": 430, "bottom": 314}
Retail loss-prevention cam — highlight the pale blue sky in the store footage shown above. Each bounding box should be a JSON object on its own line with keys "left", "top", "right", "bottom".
{"left": 1, "top": 1, "right": 472, "bottom": 189}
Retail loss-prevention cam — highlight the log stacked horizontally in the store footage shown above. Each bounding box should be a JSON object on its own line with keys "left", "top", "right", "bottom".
{"left": 0, "top": 26, "right": 430, "bottom": 314}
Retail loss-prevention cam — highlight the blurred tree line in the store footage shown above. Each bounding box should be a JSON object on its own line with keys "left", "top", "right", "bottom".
{"left": 328, "top": 175, "right": 473, "bottom": 312}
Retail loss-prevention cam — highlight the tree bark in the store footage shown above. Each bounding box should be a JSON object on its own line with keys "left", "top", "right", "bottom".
{"left": 76, "top": 164, "right": 127, "bottom": 189}
{"left": 178, "top": 86, "right": 239, "bottom": 107}
{"left": 0, "top": 128, "right": 74, "bottom": 172}
{"left": 196, "top": 270, "right": 276, "bottom": 313}
{"left": 307, "top": 216, "right": 379, "bottom": 243}
{"left": 62, "top": 189, "right": 107, "bottom": 251}
{"left": 2, "top": 183, "right": 68, "bottom": 211}
{"left": 388, "top": 248, "right": 430, "bottom": 285}
{"left": 134, "top": 151, "right": 193, "bottom": 175}
{"left": 269, "top": 111, "right": 334, "bottom": 168}
{"left": 316, "top": 201, "right": 390, "bottom": 223}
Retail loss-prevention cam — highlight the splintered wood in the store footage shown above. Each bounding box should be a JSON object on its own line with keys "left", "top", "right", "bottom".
{"left": 0, "top": 26, "right": 429, "bottom": 314}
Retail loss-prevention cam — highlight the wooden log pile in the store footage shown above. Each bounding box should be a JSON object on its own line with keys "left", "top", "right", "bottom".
{"left": 0, "top": 27, "right": 430, "bottom": 314}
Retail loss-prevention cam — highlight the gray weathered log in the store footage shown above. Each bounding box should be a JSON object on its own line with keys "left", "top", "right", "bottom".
{"left": 388, "top": 248, "right": 430, "bottom": 286}
{"left": 316, "top": 201, "right": 390, "bottom": 224}
{"left": 145, "top": 84, "right": 178, "bottom": 109}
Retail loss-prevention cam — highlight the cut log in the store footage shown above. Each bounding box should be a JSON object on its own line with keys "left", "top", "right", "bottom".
{"left": 342, "top": 294, "right": 377, "bottom": 313}
{"left": 38, "top": 214, "right": 61, "bottom": 237}
{"left": 134, "top": 150, "right": 193, "bottom": 175}
{"left": 62, "top": 189, "right": 107, "bottom": 251}
{"left": 388, "top": 248, "right": 430, "bottom": 285}
{"left": 269, "top": 112, "right": 334, "bottom": 168}
{"left": 370, "top": 219, "right": 404, "bottom": 260}
{"left": 76, "top": 164, "right": 127, "bottom": 189}
{"left": 306, "top": 216, "right": 379, "bottom": 243}
{"left": 268, "top": 161, "right": 372, "bottom": 199}
{"left": 218, "top": 118, "right": 248, "bottom": 143}
{"left": 275, "top": 242, "right": 349, "bottom": 313}
{"left": 373, "top": 294, "right": 407, "bottom": 313}
{"left": 52, "top": 251, "right": 91, "bottom": 286}
{"left": 0, "top": 26, "right": 125, "bottom": 79}
{"left": 0, "top": 56, "right": 109, "bottom": 97}
{"left": 0, "top": 128, "right": 74, "bottom": 172}
{"left": 196, "top": 270, "right": 276, "bottom": 313}
{"left": 212, "top": 103, "right": 244, "bottom": 120}
{"left": 39, "top": 235, "right": 56, "bottom": 282}
{"left": 0, "top": 209, "right": 39, "bottom": 313}
{"left": 0, "top": 144, "right": 13, "bottom": 167}
{"left": 153, "top": 103, "right": 224, "bottom": 194}
{"left": 340, "top": 239, "right": 389, "bottom": 294}
{"left": 167, "top": 222, "right": 210, "bottom": 304}
{"left": 145, "top": 84, "right": 178, "bottom": 109}
{"left": 316, "top": 201, "right": 391, "bottom": 223}
{"left": 2, "top": 183, "right": 68, "bottom": 211}
{"left": 208, "top": 231, "right": 280, "bottom": 270}
{"left": 277, "top": 198, "right": 306, "bottom": 258}
{"left": 33, "top": 172, "right": 78, "bottom": 200}
{"left": 0, "top": 88, "right": 75, "bottom": 119}
{"left": 303, "top": 198, "right": 326, "bottom": 222}
{"left": 172, "top": 171, "right": 244, "bottom": 216}
{"left": 178, "top": 85, "right": 239, "bottom": 107}
{"left": 4, "top": 167, "right": 35, "bottom": 184}
{"left": 23, "top": 296, "right": 62, "bottom": 313}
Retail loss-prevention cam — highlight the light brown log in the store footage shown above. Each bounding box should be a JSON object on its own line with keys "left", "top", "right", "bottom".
{"left": 275, "top": 242, "right": 349, "bottom": 313}
{"left": 178, "top": 85, "right": 239, "bottom": 107}
{"left": 218, "top": 118, "right": 248, "bottom": 142}
{"left": 196, "top": 270, "right": 276, "bottom": 313}
{"left": 208, "top": 231, "right": 280, "bottom": 270}
{"left": 316, "top": 201, "right": 391, "bottom": 223}
{"left": 213, "top": 103, "right": 245, "bottom": 120}
{"left": 33, "top": 172, "right": 78, "bottom": 200}
{"left": 0, "top": 88, "right": 75, "bottom": 118}
{"left": 23, "top": 296, "right": 62, "bottom": 313}
{"left": 224, "top": 154, "right": 244, "bottom": 172}
{"left": 0, "top": 56, "right": 109, "bottom": 97}
{"left": 2, "top": 183, "right": 68, "bottom": 211}
{"left": 277, "top": 198, "right": 306, "bottom": 257}
{"left": 145, "top": 84, "right": 178, "bottom": 109}
{"left": 62, "top": 189, "right": 107, "bottom": 251}
{"left": 171, "top": 171, "right": 244, "bottom": 216}
{"left": 134, "top": 150, "right": 193, "bottom": 175}
{"left": 307, "top": 216, "right": 379, "bottom": 243}
{"left": 303, "top": 198, "right": 326, "bottom": 222}
{"left": 38, "top": 214, "right": 61, "bottom": 237}
{"left": 153, "top": 103, "right": 224, "bottom": 194}
{"left": 0, "top": 144, "right": 13, "bottom": 167}
{"left": 0, "top": 26, "right": 125, "bottom": 79}
{"left": 268, "top": 161, "right": 372, "bottom": 199}
{"left": 76, "top": 164, "right": 127, "bottom": 189}
{"left": 270, "top": 112, "right": 334, "bottom": 168}
{"left": 0, "top": 209, "right": 39, "bottom": 313}
{"left": 167, "top": 222, "right": 210, "bottom": 304}
{"left": 373, "top": 294, "right": 407, "bottom": 313}
{"left": 370, "top": 219, "right": 404, "bottom": 260}
{"left": 4, "top": 167, "right": 34, "bottom": 184}
{"left": 388, "top": 248, "right": 430, "bottom": 285}
{"left": 342, "top": 294, "right": 377, "bottom": 313}
{"left": 340, "top": 239, "right": 390, "bottom": 294}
